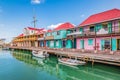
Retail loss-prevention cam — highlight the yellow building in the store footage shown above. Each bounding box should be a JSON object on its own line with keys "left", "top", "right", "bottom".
{"left": 12, "top": 27, "right": 46, "bottom": 47}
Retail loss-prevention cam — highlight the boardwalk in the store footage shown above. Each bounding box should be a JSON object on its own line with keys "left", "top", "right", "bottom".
{"left": 9, "top": 46, "right": 120, "bottom": 66}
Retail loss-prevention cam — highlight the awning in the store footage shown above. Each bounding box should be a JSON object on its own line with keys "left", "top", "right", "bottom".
{"left": 67, "top": 32, "right": 82, "bottom": 36}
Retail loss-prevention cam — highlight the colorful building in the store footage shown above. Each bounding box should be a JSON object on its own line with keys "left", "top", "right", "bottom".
{"left": 72, "top": 8, "right": 120, "bottom": 51}
{"left": 44, "top": 22, "right": 74, "bottom": 48}
{"left": 11, "top": 8, "right": 120, "bottom": 52}
{"left": 12, "top": 27, "right": 46, "bottom": 47}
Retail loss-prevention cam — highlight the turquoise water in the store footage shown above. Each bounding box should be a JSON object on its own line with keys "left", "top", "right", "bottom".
{"left": 0, "top": 50, "right": 120, "bottom": 80}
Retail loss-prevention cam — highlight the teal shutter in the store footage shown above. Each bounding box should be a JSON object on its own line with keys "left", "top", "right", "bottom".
{"left": 96, "top": 24, "right": 102, "bottom": 32}
{"left": 95, "top": 25, "right": 98, "bottom": 32}
{"left": 80, "top": 28, "right": 83, "bottom": 36}
{"left": 54, "top": 40, "right": 56, "bottom": 48}
{"left": 80, "top": 40, "right": 84, "bottom": 49}
{"left": 112, "top": 38, "right": 117, "bottom": 51}
{"left": 101, "top": 39, "right": 104, "bottom": 50}
{"left": 79, "top": 28, "right": 83, "bottom": 32}
{"left": 108, "top": 22, "right": 112, "bottom": 33}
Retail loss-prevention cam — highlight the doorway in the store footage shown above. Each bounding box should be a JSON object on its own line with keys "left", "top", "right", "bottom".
{"left": 117, "top": 39, "right": 120, "bottom": 50}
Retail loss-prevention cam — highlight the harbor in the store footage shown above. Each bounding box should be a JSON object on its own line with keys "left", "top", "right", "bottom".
{"left": 1, "top": 0, "right": 120, "bottom": 80}
{"left": 0, "top": 50, "right": 120, "bottom": 80}
{"left": 9, "top": 46, "right": 120, "bottom": 66}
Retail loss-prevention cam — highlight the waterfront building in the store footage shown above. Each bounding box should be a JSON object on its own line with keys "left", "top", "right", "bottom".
{"left": 69, "top": 8, "right": 120, "bottom": 51}
{"left": 12, "top": 8, "right": 120, "bottom": 52}
{"left": 44, "top": 22, "right": 74, "bottom": 48}
{"left": 12, "top": 27, "right": 46, "bottom": 47}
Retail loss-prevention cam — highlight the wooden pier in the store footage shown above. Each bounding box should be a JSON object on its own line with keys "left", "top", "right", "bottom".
{"left": 9, "top": 46, "right": 120, "bottom": 66}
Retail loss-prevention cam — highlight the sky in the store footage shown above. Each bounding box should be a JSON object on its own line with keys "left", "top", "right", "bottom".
{"left": 0, "top": 0, "right": 120, "bottom": 42}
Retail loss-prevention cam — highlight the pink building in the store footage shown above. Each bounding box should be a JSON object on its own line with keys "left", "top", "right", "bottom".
{"left": 73, "top": 8, "right": 120, "bottom": 51}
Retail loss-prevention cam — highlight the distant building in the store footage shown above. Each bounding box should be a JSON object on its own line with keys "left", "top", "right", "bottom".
{"left": 0, "top": 39, "right": 5, "bottom": 47}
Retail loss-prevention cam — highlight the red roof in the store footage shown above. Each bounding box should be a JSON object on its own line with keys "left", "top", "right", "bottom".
{"left": 54, "top": 22, "right": 74, "bottom": 31}
{"left": 37, "top": 30, "right": 46, "bottom": 34}
{"left": 27, "top": 27, "right": 44, "bottom": 31}
{"left": 80, "top": 8, "right": 120, "bottom": 26}
{"left": 18, "top": 34, "right": 24, "bottom": 37}
{"left": 47, "top": 29, "right": 52, "bottom": 32}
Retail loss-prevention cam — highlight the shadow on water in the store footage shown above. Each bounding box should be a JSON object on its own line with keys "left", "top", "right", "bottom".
{"left": 11, "top": 50, "right": 120, "bottom": 80}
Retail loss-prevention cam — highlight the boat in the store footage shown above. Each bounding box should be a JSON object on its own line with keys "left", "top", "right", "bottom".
{"left": 32, "top": 50, "right": 49, "bottom": 58}
{"left": 58, "top": 58, "right": 86, "bottom": 66}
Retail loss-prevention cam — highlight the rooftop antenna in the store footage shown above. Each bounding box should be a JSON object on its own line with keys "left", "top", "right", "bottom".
{"left": 32, "top": 6, "right": 38, "bottom": 34}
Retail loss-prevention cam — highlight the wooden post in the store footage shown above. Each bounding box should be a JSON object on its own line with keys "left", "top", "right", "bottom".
{"left": 95, "top": 26, "right": 97, "bottom": 50}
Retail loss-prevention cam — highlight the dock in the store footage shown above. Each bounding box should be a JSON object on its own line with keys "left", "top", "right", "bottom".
{"left": 9, "top": 46, "right": 120, "bottom": 66}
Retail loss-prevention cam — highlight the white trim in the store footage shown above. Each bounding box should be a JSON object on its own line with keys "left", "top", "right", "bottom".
{"left": 67, "top": 32, "right": 82, "bottom": 36}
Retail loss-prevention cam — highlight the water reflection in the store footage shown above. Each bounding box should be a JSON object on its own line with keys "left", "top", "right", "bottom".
{"left": 12, "top": 51, "right": 120, "bottom": 80}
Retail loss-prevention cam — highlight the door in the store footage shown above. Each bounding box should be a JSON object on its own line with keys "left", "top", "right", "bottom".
{"left": 80, "top": 40, "right": 84, "bottom": 49}
{"left": 62, "top": 40, "right": 66, "bottom": 48}
{"left": 117, "top": 39, "right": 120, "bottom": 50}
{"left": 74, "top": 39, "right": 76, "bottom": 48}
{"left": 112, "top": 38, "right": 117, "bottom": 51}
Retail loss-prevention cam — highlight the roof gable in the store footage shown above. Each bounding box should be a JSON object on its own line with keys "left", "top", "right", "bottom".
{"left": 27, "top": 27, "right": 44, "bottom": 31}
{"left": 54, "top": 22, "right": 74, "bottom": 31}
{"left": 80, "top": 8, "right": 120, "bottom": 26}
{"left": 18, "top": 34, "right": 24, "bottom": 37}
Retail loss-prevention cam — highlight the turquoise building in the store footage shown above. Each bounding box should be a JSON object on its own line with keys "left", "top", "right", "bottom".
{"left": 44, "top": 22, "right": 74, "bottom": 49}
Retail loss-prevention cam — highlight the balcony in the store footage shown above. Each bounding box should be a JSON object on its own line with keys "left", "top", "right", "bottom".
{"left": 84, "top": 31, "right": 95, "bottom": 36}
{"left": 38, "top": 38, "right": 44, "bottom": 41}
{"left": 45, "top": 36, "right": 54, "bottom": 40}
{"left": 67, "top": 32, "right": 82, "bottom": 36}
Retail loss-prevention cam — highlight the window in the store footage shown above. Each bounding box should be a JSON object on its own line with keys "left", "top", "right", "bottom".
{"left": 67, "top": 30, "right": 71, "bottom": 34}
{"left": 88, "top": 39, "right": 93, "bottom": 45}
{"left": 90, "top": 26, "right": 95, "bottom": 32}
{"left": 103, "top": 24, "right": 108, "bottom": 30}
{"left": 31, "top": 30, "right": 34, "bottom": 33}
{"left": 79, "top": 28, "right": 83, "bottom": 32}
{"left": 104, "top": 39, "right": 110, "bottom": 49}
{"left": 56, "top": 40, "right": 59, "bottom": 46}
{"left": 57, "top": 31, "right": 60, "bottom": 35}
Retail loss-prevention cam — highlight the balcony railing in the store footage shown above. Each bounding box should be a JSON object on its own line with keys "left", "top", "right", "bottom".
{"left": 84, "top": 31, "right": 95, "bottom": 36}
{"left": 45, "top": 36, "right": 54, "bottom": 40}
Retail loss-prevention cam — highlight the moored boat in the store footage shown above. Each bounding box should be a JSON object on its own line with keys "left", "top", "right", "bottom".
{"left": 58, "top": 58, "right": 86, "bottom": 66}
{"left": 32, "top": 50, "right": 49, "bottom": 58}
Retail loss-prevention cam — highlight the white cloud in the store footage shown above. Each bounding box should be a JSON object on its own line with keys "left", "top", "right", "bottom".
{"left": 80, "top": 14, "right": 85, "bottom": 18}
{"left": 31, "top": 0, "right": 44, "bottom": 4}
{"left": 47, "top": 23, "right": 63, "bottom": 29}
